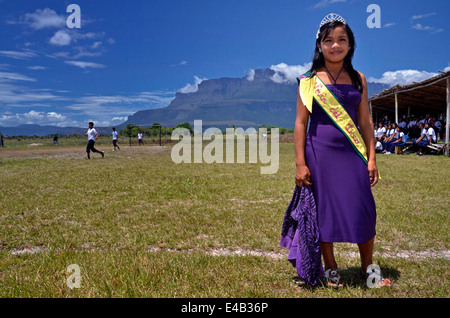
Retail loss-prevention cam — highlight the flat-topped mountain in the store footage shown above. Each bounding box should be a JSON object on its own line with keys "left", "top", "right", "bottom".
{"left": 121, "top": 68, "right": 388, "bottom": 130}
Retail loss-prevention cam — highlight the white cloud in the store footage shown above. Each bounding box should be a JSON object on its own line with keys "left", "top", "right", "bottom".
{"left": 383, "top": 22, "right": 395, "bottom": 28}
{"left": 410, "top": 13, "right": 442, "bottom": 34}
{"left": 313, "top": 0, "right": 347, "bottom": 9}
{"left": 269, "top": 62, "right": 312, "bottom": 84}
{"left": 27, "top": 65, "right": 47, "bottom": 71}
{"left": 367, "top": 69, "right": 439, "bottom": 86}
{"left": 111, "top": 116, "right": 128, "bottom": 122}
{"left": 48, "top": 29, "right": 105, "bottom": 48}
{"left": 178, "top": 76, "right": 207, "bottom": 94}
{"left": 0, "top": 110, "right": 67, "bottom": 127}
{"left": 64, "top": 61, "right": 106, "bottom": 69}
{"left": 90, "top": 41, "right": 102, "bottom": 49}
{"left": 0, "top": 50, "right": 38, "bottom": 60}
{"left": 22, "top": 8, "right": 66, "bottom": 30}
{"left": 47, "top": 111, "right": 67, "bottom": 121}
{"left": 51, "top": 47, "right": 103, "bottom": 60}
{"left": 50, "top": 51, "right": 71, "bottom": 59}
{"left": 72, "top": 31, "right": 105, "bottom": 41}
{"left": 49, "top": 30, "right": 72, "bottom": 46}
{"left": 412, "top": 23, "right": 434, "bottom": 31}
{"left": 0, "top": 72, "right": 36, "bottom": 82}
{"left": 63, "top": 91, "right": 175, "bottom": 127}
{"left": 134, "top": 91, "right": 176, "bottom": 105}
{"left": 69, "top": 93, "right": 174, "bottom": 109}
{"left": 0, "top": 83, "right": 68, "bottom": 106}
{"left": 71, "top": 48, "right": 104, "bottom": 59}
{"left": 246, "top": 69, "right": 255, "bottom": 82}
{"left": 430, "top": 28, "right": 444, "bottom": 35}
{"left": 0, "top": 80, "right": 175, "bottom": 127}
{"left": 23, "top": 110, "right": 44, "bottom": 121}
{"left": 411, "top": 12, "right": 436, "bottom": 20}
{"left": 170, "top": 60, "right": 188, "bottom": 67}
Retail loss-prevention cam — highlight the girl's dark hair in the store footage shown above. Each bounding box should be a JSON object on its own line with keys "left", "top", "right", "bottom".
{"left": 308, "top": 20, "right": 363, "bottom": 93}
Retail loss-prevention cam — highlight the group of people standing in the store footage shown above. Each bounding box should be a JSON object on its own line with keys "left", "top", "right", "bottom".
{"left": 374, "top": 113, "right": 442, "bottom": 156}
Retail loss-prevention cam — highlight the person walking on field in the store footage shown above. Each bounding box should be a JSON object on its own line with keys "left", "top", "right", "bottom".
{"left": 138, "top": 131, "right": 144, "bottom": 145}
{"left": 280, "top": 13, "right": 391, "bottom": 288}
{"left": 112, "top": 127, "right": 120, "bottom": 151}
{"left": 85, "top": 122, "right": 104, "bottom": 159}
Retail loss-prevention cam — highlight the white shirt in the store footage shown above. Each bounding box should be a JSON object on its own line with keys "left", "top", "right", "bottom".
{"left": 138, "top": 133, "right": 143, "bottom": 140}
{"left": 420, "top": 128, "right": 427, "bottom": 138}
{"left": 387, "top": 129, "right": 395, "bottom": 137}
{"left": 393, "top": 131, "right": 400, "bottom": 139}
{"left": 87, "top": 128, "right": 97, "bottom": 141}
{"left": 427, "top": 127, "right": 437, "bottom": 142}
{"left": 376, "top": 127, "right": 386, "bottom": 138}
{"left": 398, "top": 121, "right": 406, "bottom": 128}
{"left": 112, "top": 131, "right": 118, "bottom": 140}
{"left": 375, "top": 141, "right": 383, "bottom": 150}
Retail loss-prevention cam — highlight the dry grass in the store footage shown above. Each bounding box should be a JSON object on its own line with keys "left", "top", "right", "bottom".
{"left": 0, "top": 142, "right": 448, "bottom": 297}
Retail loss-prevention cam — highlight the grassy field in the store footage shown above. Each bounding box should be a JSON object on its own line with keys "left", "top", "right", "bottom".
{"left": 0, "top": 139, "right": 448, "bottom": 298}
{"left": 1, "top": 135, "right": 169, "bottom": 148}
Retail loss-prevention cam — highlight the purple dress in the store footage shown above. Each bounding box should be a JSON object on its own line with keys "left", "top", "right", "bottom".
{"left": 305, "top": 84, "right": 376, "bottom": 244}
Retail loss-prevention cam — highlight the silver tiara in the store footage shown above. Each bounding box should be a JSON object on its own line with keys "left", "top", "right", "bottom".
{"left": 316, "top": 13, "right": 347, "bottom": 39}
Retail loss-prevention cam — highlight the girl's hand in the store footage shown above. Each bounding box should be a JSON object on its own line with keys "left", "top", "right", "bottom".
{"left": 295, "top": 164, "right": 312, "bottom": 187}
{"left": 368, "top": 160, "right": 379, "bottom": 187}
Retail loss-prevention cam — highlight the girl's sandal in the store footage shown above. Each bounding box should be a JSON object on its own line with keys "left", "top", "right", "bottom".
{"left": 324, "top": 269, "right": 343, "bottom": 288}
{"left": 378, "top": 276, "right": 393, "bottom": 287}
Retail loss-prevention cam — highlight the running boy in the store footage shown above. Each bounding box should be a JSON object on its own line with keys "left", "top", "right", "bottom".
{"left": 85, "top": 122, "right": 104, "bottom": 159}
{"left": 112, "top": 127, "right": 120, "bottom": 151}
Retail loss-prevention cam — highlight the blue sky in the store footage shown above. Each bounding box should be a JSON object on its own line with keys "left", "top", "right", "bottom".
{"left": 0, "top": 0, "right": 449, "bottom": 128}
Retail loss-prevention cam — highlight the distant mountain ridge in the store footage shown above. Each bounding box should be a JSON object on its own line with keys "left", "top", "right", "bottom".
{"left": 0, "top": 68, "right": 390, "bottom": 136}
{"left": 120, "top": 68, "right": 390, "bottom": 130}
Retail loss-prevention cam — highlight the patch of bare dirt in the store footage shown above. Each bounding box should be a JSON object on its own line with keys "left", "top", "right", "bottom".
{"left": 0, "top": 145, "right": 171, "bottom": 159}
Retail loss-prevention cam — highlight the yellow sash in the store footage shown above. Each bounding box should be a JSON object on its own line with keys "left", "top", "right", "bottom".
{"left": 298, "top": 74, "right": 369, "bottom": 165}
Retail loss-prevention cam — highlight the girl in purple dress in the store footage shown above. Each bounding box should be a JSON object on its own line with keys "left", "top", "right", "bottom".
{"left": 293, "top": 14, "right": 392, "bottom": 287}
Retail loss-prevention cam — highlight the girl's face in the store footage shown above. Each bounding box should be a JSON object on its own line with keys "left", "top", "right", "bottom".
{"left": 318, "top": 26, "right": 350, "bottom": 63}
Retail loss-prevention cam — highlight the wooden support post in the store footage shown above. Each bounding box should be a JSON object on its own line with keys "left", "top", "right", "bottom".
{"left": 395, "top": 91, "right": 398, "bottom": 124}
{"left": 446, "top": 77, "right": 449, "bottom": 157}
